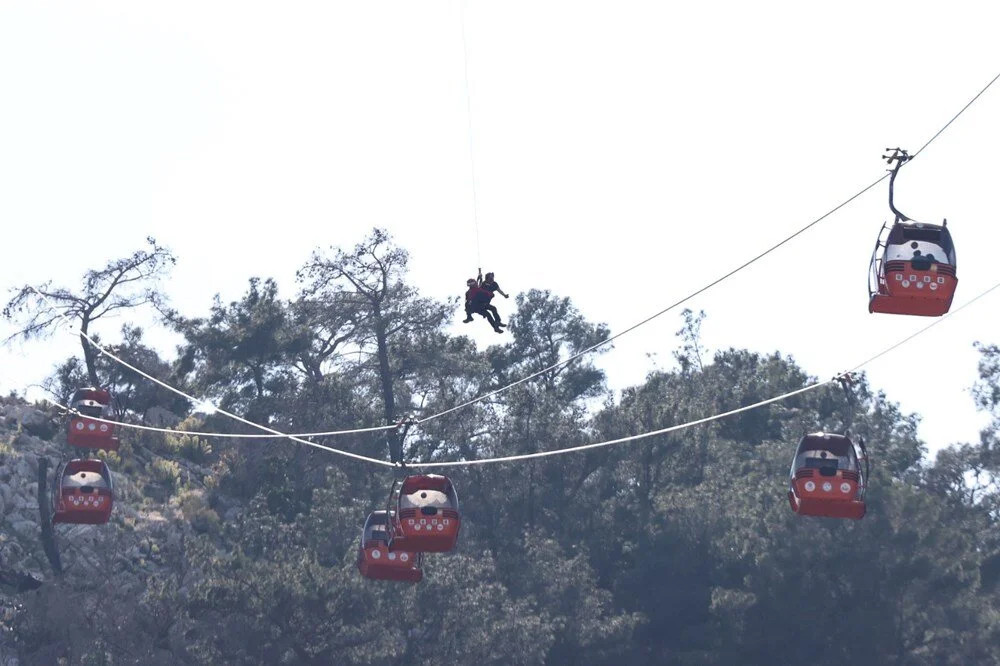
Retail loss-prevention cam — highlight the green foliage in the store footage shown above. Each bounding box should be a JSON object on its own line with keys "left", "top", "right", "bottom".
{"left": 674, "top": 307, "right": 708, "bottom": 375}
{"left": 973, "top": 341, "right": 1000, "bottom": 417}
{"left": 174, "top": 277, "right": 306, "bottom": 422}
{"left": 165, "top": 432, "right": 213, "bottom": 463}
{"left": 97, "top": 449, "right": 121, "bottom": 467}
{"left": 8, "top": 232, "right": 999, "bottom": 665}
{"left": 4, "top": 237, "right": 176, "bottom": 387}
{"left": 0, "top": 433, "right": 13, "bottom": 461}
{"left": 102, "top": 324, "right": 192, "bottom": 417}
{"left": 115, "top": 438, "right": 143, "bottom": 477}
{"left": 150, "top": 458, "right": 182, "bottom": 492}
{"left": 179, "top": 489, "right": 222, "bottom": 535}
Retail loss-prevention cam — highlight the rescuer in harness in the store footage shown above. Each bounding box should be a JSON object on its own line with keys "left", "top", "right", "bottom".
{"left": 480, "top": 272, "right": 509, "bottom": 300}
{"left": 463, "top": 278, "right": 504, "bottom": 333}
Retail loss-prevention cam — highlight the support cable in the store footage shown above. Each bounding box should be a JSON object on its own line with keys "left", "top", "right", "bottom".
{"left": 42, "top": 279, "right": 1000, "bottom": 468}
{"left": 912, "top": 71, "right": 1000, "bottom": 159}
{"left": 421, "top": 173, "right": 888, "bottom": 424}
{"left": 23, "top": 70, "right": 1000, "bottom": 444}
{"left": 403, "top": 278, "right": 1000, "bottom": 467}
{"left": 28, "top": 288, "right": 396, "bottom": 467}
{"left": 419, "top": 69, "right": 1000, "bottom": 424}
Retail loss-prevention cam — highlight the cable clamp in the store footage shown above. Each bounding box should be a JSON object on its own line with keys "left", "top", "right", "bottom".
{"left": 395, "top": 415, "right": 419, "bottom": 432}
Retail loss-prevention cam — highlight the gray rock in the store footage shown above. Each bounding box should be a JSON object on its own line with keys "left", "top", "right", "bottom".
{"left": 5, "top": 406, "right": 55, "bottom": 438}
{"left": 10, "top": 520, "right": 36, "bottom": 536}
{"left": 0, "top": 645, "right": 20, "bottom": 666}
{"left": 13, "top": 461, "right": 31, "bottom": 480}
{"left": 144, "top": 406, "right": 181, "bottom": 427}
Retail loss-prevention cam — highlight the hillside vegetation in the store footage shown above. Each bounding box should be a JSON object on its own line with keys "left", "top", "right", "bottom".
{"left": 2, "top": 230, "right": 998, "bottom": 665}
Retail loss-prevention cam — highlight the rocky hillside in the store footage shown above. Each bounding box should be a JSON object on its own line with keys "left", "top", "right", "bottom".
{"left": 1, "top": 228, "right": 998, "bottom": 664}
{"left": 0, "top": 397, "right": 228, "bottom": 665}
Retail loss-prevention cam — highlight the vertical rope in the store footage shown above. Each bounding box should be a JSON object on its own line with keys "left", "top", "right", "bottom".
{"left": 458, "top": 0, "right": 482, "bottom": 268}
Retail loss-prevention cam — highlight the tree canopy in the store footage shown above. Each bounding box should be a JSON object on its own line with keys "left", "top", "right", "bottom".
{"left": 2, "top": 229, "right": 997, "bottom": 665}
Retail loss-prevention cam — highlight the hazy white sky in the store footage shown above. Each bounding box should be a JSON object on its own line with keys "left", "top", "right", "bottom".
{"left": 1, "top": 1, "right": 997, "bottom": 457}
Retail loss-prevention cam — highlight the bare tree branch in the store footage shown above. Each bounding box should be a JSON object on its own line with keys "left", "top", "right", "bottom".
{"left": 3, "top": 238, "right": 175, "bottom": 385}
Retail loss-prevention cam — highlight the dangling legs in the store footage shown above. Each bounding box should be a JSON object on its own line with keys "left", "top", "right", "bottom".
{"left": 475, "top": 306, "right": 503, "bottom": 333}
{"left": 487, "top": 304, "right": 504, "bottom": 327}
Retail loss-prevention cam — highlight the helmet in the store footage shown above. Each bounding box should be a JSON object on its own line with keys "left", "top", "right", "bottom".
{"left": 466, "top": 279, "right": 477, "bottom": 286}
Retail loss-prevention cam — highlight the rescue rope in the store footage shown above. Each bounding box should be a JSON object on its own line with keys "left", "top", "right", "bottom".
{"left": 21, "top": 70, "right": 1000, "bottom": 448}
{"left": 416, "top": 68, "right": 1000, "bottom": 423}
{"left": 420, "top": 173, "right": 888, "bottom": 424}
{"left": 458, "top": 0, "right": 483, "bottom": 270}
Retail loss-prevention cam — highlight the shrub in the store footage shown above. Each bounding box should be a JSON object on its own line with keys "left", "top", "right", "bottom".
{"left": 178, "top": 489, "right": 221, "bottom": 535}
{"left": 164, "top": 433, "right": 212, "bottom": 463}
{"left": 150, "top": 459, "right": 181, "bottom": 492}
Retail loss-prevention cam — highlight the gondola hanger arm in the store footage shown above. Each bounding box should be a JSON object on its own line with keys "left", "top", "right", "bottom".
{"left": 882, "top": 147, "right": 914, "bottom": 223}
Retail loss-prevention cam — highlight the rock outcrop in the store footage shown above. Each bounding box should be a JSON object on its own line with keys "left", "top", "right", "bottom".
{"left": 0, "top": 398, "right": 226, "bottom": 664}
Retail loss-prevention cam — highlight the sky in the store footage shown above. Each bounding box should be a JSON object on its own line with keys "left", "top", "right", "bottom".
{"left": 0, "top": 1, "right": 998, "bottom": 458}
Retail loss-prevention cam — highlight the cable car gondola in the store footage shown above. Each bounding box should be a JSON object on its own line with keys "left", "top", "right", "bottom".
{"left": 52, "top": 459, "right": 114, "bottom": 525}
{"left": 356, "top": 510, "right": 423, "bottom": 583}
{"left": 869, "top": 148, "right": 957, "bottom": 317}
{"left": 788, "top": 432, "right": 868, "bottom": 520}
{"left": 67, "top": 387, "right": 119, "bottom": 450}
{"left": 392, "top": 474, "right": 461, "bottom": 553}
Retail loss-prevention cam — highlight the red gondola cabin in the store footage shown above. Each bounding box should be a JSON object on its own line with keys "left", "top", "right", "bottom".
{"left": 357, "top": 511, "right": 423, "bottom": 583}
{"left": 394, "top": 474, "right": 461, "bottom": 553}
{"left": 869, "top": 221, "right": 957, "bottom": 317}
{"left": 52, "top": 459, "right": 114, "bottom": 525}
{"left": 67, "top": 387, "right": 119, "bottom": 450}
{"left": 788, "top": 433, "right": 867, "bottom": 520}
{"left": 868, "top": 148, "right": 957, "bottom": 317}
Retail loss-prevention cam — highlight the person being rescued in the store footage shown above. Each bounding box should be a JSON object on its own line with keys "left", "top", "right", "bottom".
{"left": 465, "top": 271, "right": 509, "bottom": 326}
{"left": 463, "top": 278, "right": 504, "bottom": 333}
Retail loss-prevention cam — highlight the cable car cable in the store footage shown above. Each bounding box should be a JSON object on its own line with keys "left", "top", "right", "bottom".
{"left": 49, "top": 404, "right": 394, "bottom": 439}
{"left": 401, "top": 278, "right": 1000, "bottom": 467}
{"left": 38, "top": 277, "right": 1000, "bottom": 469}
{"left": 911, "top": 70, "right": 1000, "bottom": 159}
{"left": 22, "top": 71, "right": 999, "bottom": 443}
{"left": 416, "top": 68, "right": 1000, "bottom": 425}
{"left": 27, "top": 291, "right": 398, "bottom": 435}
{"left": 27, "top": 288, "right": 397, "bottom": 467}
{"left": 420, "top": 173, "right": 889, "bottom": 425}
